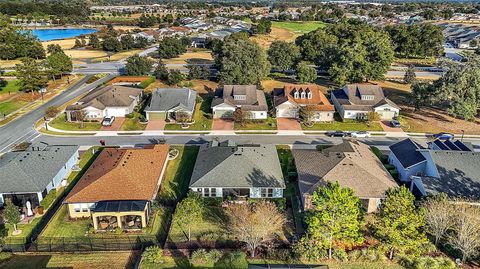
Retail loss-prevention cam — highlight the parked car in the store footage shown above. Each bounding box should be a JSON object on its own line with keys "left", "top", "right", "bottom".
{"left": 433, "top": 132, "right": 454, "bottom": 140}
{"left": 390, "top": 120, "right": 401, "bottom": 128}
{"left": 350, "top": 131, "right": 371, "bottom": 138}
{"left": 326, "top": 131, "right": 348, "bottom": 137}
{"left": 101, "top": 116, "right": 115, "bottom": 126}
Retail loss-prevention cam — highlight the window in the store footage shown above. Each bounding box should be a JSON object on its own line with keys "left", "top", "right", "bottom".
{"left": 204, "top": 188, "right": 210, "bottom": 197}
{"left": 301, "top": 92, "right": 306, "bottom": 99}
{"left": 74, "top": 204, "right": 81, "bottom": 213}
{"left": 81, "top": 204, "right": 89, "bottom": 212}
{"left": 261, "top": 188, "right": 274, "bottom": 198}
{"left": 294, "top": 92, "right": 299, "bottom": 99}
{"left": 211, "top": 188, "right": 216, "bottom": 197}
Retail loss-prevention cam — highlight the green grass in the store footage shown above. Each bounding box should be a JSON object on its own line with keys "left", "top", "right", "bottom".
{"left": 164, "top": 101, "right": 212, "bottom": 131}
{"left": 157, "top": 146, "right": 199, "bottom": 205}
{"left": 272, "top": 21, "right": 327, "bottom": 34}
{"left": 251, "top": 259, "right": 405, "bottom": 269}
{"left": 302, "top": 120, "right": 383, "bottom": 131}
{"left": 234, "top": 118, "right": 277, "bottom": 130}
{"left": 0, "top": 99, "right": 26, "bottom": 115}
{"left": 49, "top": 114, "right": 101, "bottom": 131}
{"left": 0, "top": 80, "right": 22, "bottom": 95}
{"left": 141, "top": 253, "right": 249, "bottom": 269}
{"left": 121, "top": 118, "right": 147, "bottom": 131}
{"left": 1, "top": 252, "right": 136, "bottom": 269}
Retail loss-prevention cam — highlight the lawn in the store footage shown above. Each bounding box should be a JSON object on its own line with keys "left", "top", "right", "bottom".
{"left": 163, "top": 50, "right": 213, "bottom": 65}
{"left": 157, "top": 146, "right": 199, "bottom": 205}
{"left": 0, "top": 99, "right": 27, "bottom": 115}
{"left": 164, "top": 99, "right": 212, "bottom": 131}
{"left": 234, "top": 118, "right": 277, "bottom": 130}
{"left": 120, "top": 112, "right": 147, "bottom": 131}
{"left": 272, "top": 21, "right": 327, "bottom": 34}
{"left": 1, "top": 251, "right": 137, "bottom": 269}
{"left": 0, "top": 80, "right": 22, "bottom": 95}
{"left": 49, "top": 114, "right": 101, "bottom": 131}
{"left": 302, "top": 120, "right": 383, "bottom": 132}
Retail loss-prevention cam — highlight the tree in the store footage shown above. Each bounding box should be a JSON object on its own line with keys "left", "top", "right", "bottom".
{"left": 267, "top": 41, "right": 301, "bottom": 71}
{"left": 299, "top": 105, "right": 317, "bottom": 125}
{"left": 226, "top": 201, "right": 286, "bottom": 258}
{"left": 157, "top": 37, "right": 187, "bottom": 59}
{"left": 304, "top": 182, "right": 363, "bottom": 259}
{"left": 447, "top": 203, "right": 480, "bottom": 263}
{"left": 386, "top": 23, "right": 444, "bottom": 58}
{"left": 374, "top": 186, "right": 428, "bottom": 260}
{"left": 175, "top": 192, "right": 204, "bottom": 241}
{"left": 423, "top": 194, "right": 456, "bottom": 246}
{"left": 74, "top": 110, "right": 87, "bottom": 128}
{"left": 102, "top": 36, "right": 122, "bottom": 52}
{"left": 296, "top": 62, "right": 318, "bottom": 83}
{"left": 366, "top": 111, "right": 381, "bottom": 123}
{"left": 134, "top": 36, "right": 150, "bottom": 49}
{"left": 166, "top": 70, "right": 184, "bottom": 86}
{"left": 153, "top": 61, "right": 169, "bottom": 81}
{"left": 403, "top": 65, "right": 416, "bottom": 84}
{"left": 187, "top": 64, "right": 210, "bottom": 80}
{"left": 0, "top": 16, "right": 45, "bottom": 60}
{"left": 73, "top": 38, "right": 83, "bottom": 48}
{"left": 124, "top": 55, "right": 153, "bottom": 76}
{"left": 138, "top": 14, "right": 157, "bottom": 28}
{"left": 89, "top": 34, "right": 101, "bottom": 49}
{"left": 410, "top": 82, "right": 433, "bottom": 111}
{"left": 3, "top": 199, "right": 20, "bottom": 233}
{"left": 253, "top": 18, "right": 272, "bottom": 34}
{"left": 232, "top": 108, "right": 250, "bottom": 126}
{"left": 215, "top": 38, "right": 270, "bottom": 85}
{"left": 16, "top": 57, "right": 48, "bottom": 92}
{"left": 45, "top": 52, "right": 72, "bottom": 81}
{"left": 45, "top": 106, "right": 60, "bottom": 118}
{"left": 120, "top": 34, "right": 135, "bottom": 50}
{"left": 47, "top": 44, "right": 63, "bottom": 55}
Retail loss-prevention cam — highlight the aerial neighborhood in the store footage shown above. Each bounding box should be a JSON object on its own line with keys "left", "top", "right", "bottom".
{"left": 0, "top": 1, "right": 480, "bottom": 269}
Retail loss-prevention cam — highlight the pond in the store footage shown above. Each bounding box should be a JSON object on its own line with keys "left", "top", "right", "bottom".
{"left": 29, "top": 28, "right": 97, "bottom": 42}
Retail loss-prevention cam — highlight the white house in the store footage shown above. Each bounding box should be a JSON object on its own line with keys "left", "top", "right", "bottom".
{"left": 65, "top": 85, "right": 143, "bottom": 121}
{"left": 331, "top": 84, "right": 400, "bottom": 120}
{"left": 211, "top": 85, "right": 268, "bottom": 120}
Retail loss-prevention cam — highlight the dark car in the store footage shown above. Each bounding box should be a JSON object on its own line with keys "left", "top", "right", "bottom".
{"left": 390, "top": 120, "right": 401, "bottom": 128}
{"left": 326, "top": 131, "right": 348, "bottom": 137}
{"left": 433, "top": 132, "right": 454, "bottom": 140}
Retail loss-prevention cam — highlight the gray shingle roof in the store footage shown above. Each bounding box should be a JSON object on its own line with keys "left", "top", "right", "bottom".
{"left": 145, "top": 88, "right": 197, "bottom": 112}
{"left": 189, "top": 142, "right": 285, "bottom": 189}
{"left": 332, "top": 84, "right": 400, "bottom": 111}
{"left": 389, "top": 139, "right": 426, "bottom": 168}
{"left": 66, "top": 85, "right": 142, "bottom": 111}
{"left": 0, "top": 143, "right": 79, "bottom": 193}
{"left": 420, "top": 150, "right": 480, "bottom": 200}
{"left": 211, "top": 85, "right": 268, "bottom": 112}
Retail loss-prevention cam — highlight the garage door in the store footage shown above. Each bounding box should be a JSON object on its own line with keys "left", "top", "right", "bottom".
{"left": 147, "top": 112, "right": 166, "bottom": 120}
{"left": 378, "top": 111, "right": 396, "bottom": 120}
{"left": 214, "top": 110, "right": 233, "bottom": 119}
{"left": 277, "top": 108, "right": 298, "bottom": 118}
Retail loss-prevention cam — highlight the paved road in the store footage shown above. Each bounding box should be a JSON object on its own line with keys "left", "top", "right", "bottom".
{"left": 0, "top": 74, "right": 116, "bottom": 153}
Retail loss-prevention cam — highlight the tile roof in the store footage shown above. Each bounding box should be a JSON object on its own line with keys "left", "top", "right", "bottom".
{"left": 293, "top": 140, "right": 398, "bottom": 199}
{"left": 0, "top": 143, "right": 79, "bottom": 193}
{"left": 189, "top": 141, "right": 285, "bottom": 189}
{"left": 145, "top": 88, "right": 197, "bottom": 112}
{"left": 66, "top": 85, "right": 142, "bottom": 111}
{"left": 331, "top": 84, "right": 400, "bottom": 111}
{"left": 389, "top": 139, "right": 426, "bottom": 168}
{"left": 273, "top": 84, "right": 335, "bottom": 111}
{"left": 65, "top": 145, "right": 169, "bottom": 203}
{"left": 211, "top": 85, "right": 268, "bottom": 112}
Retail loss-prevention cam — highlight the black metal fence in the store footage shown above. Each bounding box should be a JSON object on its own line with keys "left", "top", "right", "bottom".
{"left": 4, "top": 235, "right": 158, "bottom": 252}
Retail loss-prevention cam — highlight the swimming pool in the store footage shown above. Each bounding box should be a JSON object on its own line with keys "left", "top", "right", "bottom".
{"left": 29, "top": 28, "right": 97, "bottom": 42}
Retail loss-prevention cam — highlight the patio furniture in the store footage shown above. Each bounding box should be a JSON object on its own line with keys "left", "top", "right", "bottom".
{"left": 99, "top": 221, "right": 109, "bottom": 230}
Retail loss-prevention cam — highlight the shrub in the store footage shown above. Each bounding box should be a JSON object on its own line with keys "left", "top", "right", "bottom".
{"left": 45, "top": 106, "right": 60, "bottom": 118}
{"left": 384, "top": 164, "right": 395, "bottom": 170}
{"left": 348, "top": 248, "right": 386, "bottom": 262}
{"left": 39, "top": 189, "right": 57, "bottom": 209}
{"left": 125, "top": 113, "right": 134, "bottom": 119}
{"left": 142, "top": 246, "right": 165, "bottom": 264}
{"left": 140, "top": 76, "right": 156, "bottom": 89}
{"left": 0, "top": 252, "right": 12, "bottom": 263}
{"left": 191, "top": 249, "right": 222, "bottom": 265}
{"left": 215, "top": 251, "right": 247, "bottom": 268}
{"left": 400, "top": 256, "right": 455, "bottom": 269}
{"left": 332, "top": 248, "right": 348, "bottom": 262}
{"left": 371, "top": 146, "right": 388, "bottom": 164}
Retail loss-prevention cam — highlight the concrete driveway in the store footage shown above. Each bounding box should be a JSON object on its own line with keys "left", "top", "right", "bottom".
{"left": 100, "top": 117, "right": 125, "bottom": 131}
{"left": 277, "top": 118, "right": 302, "bottom": 131}
{"left": 146, "top": 119, "right": 166, "bottom": 131}
{"left": 212, "top": 119, "right": 234, "bottom": 131}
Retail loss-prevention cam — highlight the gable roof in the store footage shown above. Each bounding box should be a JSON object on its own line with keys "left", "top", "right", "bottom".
{"left": 65, "top": 145, "right": 169, "bottom": 203}
{"left": 0, "top": 143, "right": 79, "bottom": 193}
{"left": 293, "top": 140, "right": 398, "bottom": 199}
{"left": 332, "top": 84, "right": 400, "bottom": 111}
{"left": 211, "top": 85, "right": 268, "bottom": 112}
{"left": 145, "top": 88, "right": 197, "bottom": 112}
{"left": 66, "top": 85, "right": 142, "bottom": 111}
{"left": 189, "top": 142, "right": 285, "bottom": 189}
{"left": 419, "top": 150, "right": 480, "bottom": 200}
{"left": 273, "top": 84, "right": 335, "bottom": 111}
{"left": 389, "top": 139, "right": 426, "bottom": 168}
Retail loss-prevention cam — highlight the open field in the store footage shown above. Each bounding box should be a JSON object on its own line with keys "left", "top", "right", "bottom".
{"left": 251, "top": 27, "right": 297, "bottom": 48}
{"left": 1, "top": 252, "right": 136, "bottom": 269}
{"left": 163, "top": 50, "right": 213, "bottom": 65}
{"left": 0, "top": 80, "right": 22, "bottom": 98}
{"left": 272, "top": 21, "right": 327, "bottom": 34}
{"left": 92, "top": 49, "right": 143, "bottom": 63}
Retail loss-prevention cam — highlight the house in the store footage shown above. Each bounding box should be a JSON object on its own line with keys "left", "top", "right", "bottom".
{"left": 0, "top": 142, "right": 79, "bottom": 208}
{"left": 189, "top": 141, "right": 285, "bottom": 199}
{"left": 65, "top": 85, "right": 143, "bottom": 121}
{"left": 144, "top": 88, "right": 197, "bottom": 121}
{"left": 64, "top": 145, "right": 169, "bottom": 231}
{"left": 211, "top": 85, "right": 268, "bottom": 120}
{"left": 190, "top": 37, "right": 207, "bottom": 48}
{"left": 293, "top": 140, "right": 398, "bottom": 213}
{"left": 273, "top": 84, "right": 335, "bottom": 122}
{"left": 331, "top": 84, "right": 400, "bottom": 120}
{"left": 388, "top": 138, "right": 480, "bottom": 200}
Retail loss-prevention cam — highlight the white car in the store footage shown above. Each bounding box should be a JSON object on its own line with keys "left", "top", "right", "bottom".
{"left": 101, "top": 116, "right": 115, "bottom": 126}
{"left": 350, "top": 131, "right": 370, "bottom": 138}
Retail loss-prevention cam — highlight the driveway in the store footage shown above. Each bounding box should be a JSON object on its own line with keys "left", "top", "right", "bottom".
{"left": 100, "top": 117, "right": 125, "bottom": 131}
{"left": 277, "top": 118, "right": 302, "bottom": 131}
{"left": 212, "top": 119, "right": 234, "bottom": 131}
{"left": 146, "top": 119, "right": 166, "bottom": 131}
{"left": 380, "top": 121, "right": 404, "bottom": 133}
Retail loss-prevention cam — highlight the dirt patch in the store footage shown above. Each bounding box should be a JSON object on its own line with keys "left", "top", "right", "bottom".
{"left": 250, "top": 27, "right": 297, "bottom": 49}
{"left": 163, "top": 50, "right": 213, "bottom": 65}
{"left": 190, "top": 79, "right": 218, "bottom": 95}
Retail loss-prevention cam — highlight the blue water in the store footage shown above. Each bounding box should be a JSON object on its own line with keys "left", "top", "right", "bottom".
{"left": 29, "top": 28, "right": 97, "bottom": 42}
